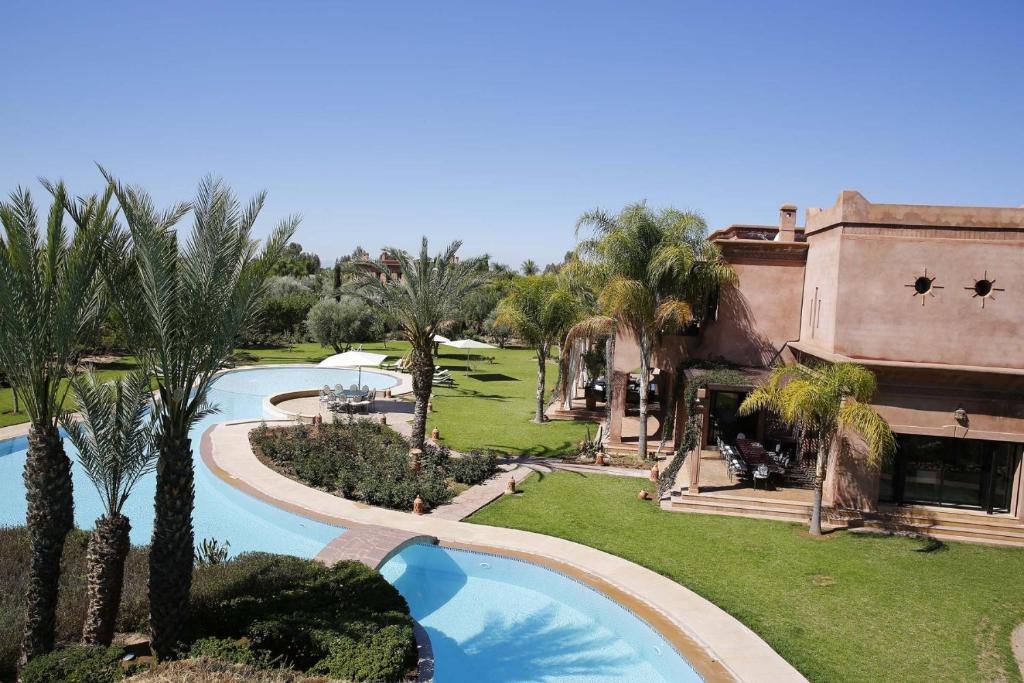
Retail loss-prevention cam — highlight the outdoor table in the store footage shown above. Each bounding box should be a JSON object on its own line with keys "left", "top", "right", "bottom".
{"left": 735, "top": 439, "right": 785, "bottom": 475}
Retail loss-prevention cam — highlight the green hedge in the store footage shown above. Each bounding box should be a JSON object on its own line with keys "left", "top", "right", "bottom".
{"left": 189, "top": 554, "right": 416, "bottom": 681}
{"left": 18, "top": 646, "right": 124, "bottom": 683}
{"left": 2, "top": 528, "right": 416, "bottom": 683}
{"left": 251, "top": 419, "right": 497, "bottom": 510}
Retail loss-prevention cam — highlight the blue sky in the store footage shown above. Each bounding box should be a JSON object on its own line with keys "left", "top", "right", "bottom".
{"left": 2, "top": 1, "right": 1022, "bottom": 267}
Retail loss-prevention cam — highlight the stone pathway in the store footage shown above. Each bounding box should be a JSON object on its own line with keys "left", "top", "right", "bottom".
{"left": 315, "top": 524, "right": 435, "bottom": 568}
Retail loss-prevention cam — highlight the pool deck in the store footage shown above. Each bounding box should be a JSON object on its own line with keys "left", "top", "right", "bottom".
{"left": 203, "top": 418, "right": 808, "bottom": 683}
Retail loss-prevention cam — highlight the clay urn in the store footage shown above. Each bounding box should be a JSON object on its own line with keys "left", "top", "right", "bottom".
{"left": 637, "top": 489, "right": 651, "bottom": 501}
{"left": 431, "top": 427, "right": 440, "bottom": 441}
{"left": 380, "top": 414, "right": 388, "bottom": 425}
{"left": 413, "top": 495, "right": 425, "bottom": 515}
{"left": 594, "top": 452, "right": 606, "bottom": 466}
{"left": 505, "top": 477, "right": 517, "bottom": 495}
{"left": 649, "top": 464, "right": 660, "bottom": 483}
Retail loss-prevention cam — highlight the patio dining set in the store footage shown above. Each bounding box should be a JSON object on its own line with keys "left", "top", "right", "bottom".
{"left": 719, "top": 436, "right": 794, "bottom": 490}
{"left": 320, "top": 384, "right": 377, "bottom": 414}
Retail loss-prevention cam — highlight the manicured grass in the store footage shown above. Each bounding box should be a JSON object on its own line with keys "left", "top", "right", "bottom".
{"left": 468, "top": 471, "right": 1024, "bottom": 683}
{"left": 244, "top": 340, "right": 596, "bottom": 457}
{"left": 1, "top": 342, "right": 597, "bottom": 458}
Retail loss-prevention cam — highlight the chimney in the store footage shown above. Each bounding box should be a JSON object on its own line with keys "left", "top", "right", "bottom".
{"left": 776, "top": 203, "right": 797, "bottom": 242}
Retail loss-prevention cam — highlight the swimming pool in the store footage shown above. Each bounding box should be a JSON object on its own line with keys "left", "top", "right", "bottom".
{"left": 0, "top": 365, "right": 701, "bottom": 682}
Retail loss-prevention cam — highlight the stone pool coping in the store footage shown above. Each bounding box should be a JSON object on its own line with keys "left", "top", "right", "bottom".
{"left": 202, "top": 418, "right": 808, "bottom": 683}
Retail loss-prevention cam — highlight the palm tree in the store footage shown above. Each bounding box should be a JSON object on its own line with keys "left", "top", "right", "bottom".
{"left": 349, "top": 238, "right": 484, "bottom": 448}
{"left": 62, "top": 369, "right": 156, "bottom": 646}
{"left": 496, "top": 275, "right": 582, "bottom": 423}
{"left": 0, "top": 182, "right": 114, "bottom": 663}
{"left": 569, "top": 203, "right": 735, "bottom": 458}
{"left": 520, "top": 259, "right": 539, "bottom": 276}
{"left": 739, "top": 362, "right": 895, "bottom": 536}
{"left": 104, "top": 174, "right": 296, "bottom": 656}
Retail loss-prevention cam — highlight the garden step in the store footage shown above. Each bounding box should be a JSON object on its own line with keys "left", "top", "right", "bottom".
{"left": 670, "top": 493, "right": 812, "bottom": 523}
{"left": 874, "top": 506, "right": 1024, "bottom": 530}
{"left": 852, "top": 525, "right": 1024, "bottom": 548}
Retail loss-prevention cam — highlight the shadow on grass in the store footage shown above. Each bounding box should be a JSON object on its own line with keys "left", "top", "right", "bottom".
{"left": 92, "top": 360, "right": 139, "bottom": 371}
{"left": 436, "top": 388, "right": 511, "bottom": 402}
{"left": 484, "top": 441, "right": 577, "bottom": 457}
{"left": 468, "top": 373, "right": 518, "bottom": 382}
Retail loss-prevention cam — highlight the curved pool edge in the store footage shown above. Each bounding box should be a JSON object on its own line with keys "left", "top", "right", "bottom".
{"left": 201, "top": 419, "right": 809, "bottom": 683}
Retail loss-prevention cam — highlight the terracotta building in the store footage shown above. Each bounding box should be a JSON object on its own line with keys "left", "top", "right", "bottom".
{"left": 604, "top": 191, "right": 1024, "bottom": 542}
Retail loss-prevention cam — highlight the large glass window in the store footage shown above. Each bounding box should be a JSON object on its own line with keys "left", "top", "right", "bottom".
{"left": 881, "top": 434, "right": 1021, "bottom": 513}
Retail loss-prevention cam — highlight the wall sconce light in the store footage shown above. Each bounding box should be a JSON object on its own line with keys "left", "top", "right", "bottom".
{"left": 696, "top": 387, "right": 707, "bottom": 401}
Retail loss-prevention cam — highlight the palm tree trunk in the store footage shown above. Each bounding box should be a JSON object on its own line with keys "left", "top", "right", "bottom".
{"left": 409, "top": 345, "right": 433, "bottom": 449}
{"left": 20, "top": 423, "right": 75, "bottom": 664}
{"left": 638, "top": 335, "right": 650, "bottom": 459}
{"left": 809, "top": 437, "right": 827, "bottom": 536}
{"left": 82, "top": 513, "right": 131, "bottom": 646}
{"left": 149, "top": 430, "right": 195, "bottom": 658}
{"left": 534, "top": 343, "right": 548, "bottom": 423}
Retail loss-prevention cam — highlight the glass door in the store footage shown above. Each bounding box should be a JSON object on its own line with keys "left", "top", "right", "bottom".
{"left": 882, "top": 435, "right": 1020, "bottom": 513}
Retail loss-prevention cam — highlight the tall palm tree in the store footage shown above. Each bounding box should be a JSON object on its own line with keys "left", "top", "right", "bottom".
{"left": 520, "top": 259, "right": 539, "bottom": 276}
{"left": 496, "top": 275, "right": 582, "bottom": 423}
{"left": 62, "top": 369, "right": 156, "bottom": 646}
{"left": 0, "top": 182, "right": 114, "bottom": 663}
{"left": 349, "top": 238, "right": 484, "bottom": 448}
{"left": 104, "top": 174, "right": 296, "bottom": 656}
{"left": 739, "top": 362, "right": 895, "bottom": 536}
{"left": 569, "top": 203, "right": 735, "bottom": 458}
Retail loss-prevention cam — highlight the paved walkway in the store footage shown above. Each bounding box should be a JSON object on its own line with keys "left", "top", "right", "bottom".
{"left": 203, "top": 419, "right": 807, "bottom": 683}
{"left": 315, "top": 524, "right": 435, "bottom": 568}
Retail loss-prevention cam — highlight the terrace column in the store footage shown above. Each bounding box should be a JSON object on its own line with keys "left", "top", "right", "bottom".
{"left": 672, "top": 377, "right": 688, "bottom": 449}
{"left": 608, "top": 370, "right": 628, "bottom": 442}
{"left": 688, "top": 388, "right": 708, "bottom": 493}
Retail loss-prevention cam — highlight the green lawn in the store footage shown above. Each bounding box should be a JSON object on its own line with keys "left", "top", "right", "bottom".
{"left": 468, "top": 471, "right": 1024, "bottom": 683}
{"left": 2, "top": 342, "right": 597, "bottom": 457}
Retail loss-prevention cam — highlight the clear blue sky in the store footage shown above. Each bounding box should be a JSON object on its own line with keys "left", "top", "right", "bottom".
{"left": 2, "top": 1, "right": 1022, "bottom": 267}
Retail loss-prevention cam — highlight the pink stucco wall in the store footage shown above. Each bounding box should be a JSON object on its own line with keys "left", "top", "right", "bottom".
{"left": 832, "top": 232, "right": 1024, "bottom": 368}
{"left": 695, "top": 253, "right": 805, "bottom": 368}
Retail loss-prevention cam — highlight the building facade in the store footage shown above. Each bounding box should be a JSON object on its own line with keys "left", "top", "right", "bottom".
{"left": 608, "top": 190, "right": 1024, "bottom": 527}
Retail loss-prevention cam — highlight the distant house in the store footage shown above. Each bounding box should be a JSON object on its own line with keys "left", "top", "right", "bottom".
{"left": 354, "top": 249, "right": 405, "bottom": 283}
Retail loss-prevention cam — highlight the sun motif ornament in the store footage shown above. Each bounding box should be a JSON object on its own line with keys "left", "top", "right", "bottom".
{"left": 905, "top": 269, "right": 943, "bottom": 305}
{"left": 964, "top": 270, "right": 1004, "bottom": 308}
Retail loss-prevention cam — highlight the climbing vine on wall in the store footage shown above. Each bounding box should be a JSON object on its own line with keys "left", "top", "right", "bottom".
{"left": 657, "top": 361, "right": 750, "bottom": 496}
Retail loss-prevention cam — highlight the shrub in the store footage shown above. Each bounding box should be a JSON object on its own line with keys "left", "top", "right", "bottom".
{"left": 448, "top": 452, "right": 499, "bottom": 485}
{"left": 1, "top": 533, "right": 415, "bottom": 683}
{"left": 18, "top": 645, "right": 123, "bottom": 683}
{"left": 190, "top": 555, "right": 416, "bottom": 681}
{"left": 305, "top": 296, "right": 385, "bottom": 353}
{"left": 308, "top": 624, "right": 415, "bottom": 682}
{"left": 187, "top": 637, "right": 259, "bottom": 667}
{"left": 250, "top": 420, "right": 457, "bottom": 510}
{"left": 127, "top": 657, "right": 331, "bottom": 682}
{"left": 0, "top": 528, "right": 148, "bottom": 681}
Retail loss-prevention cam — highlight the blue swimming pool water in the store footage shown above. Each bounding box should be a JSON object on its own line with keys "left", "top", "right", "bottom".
{"left": 0, "top": 365, "right": 702, "bottom": 682}
{"left": 0, "top": 366, "right": 396, "bottom": 555}
{"left": 381, "top": 543, "right": 701, "bottom": 682}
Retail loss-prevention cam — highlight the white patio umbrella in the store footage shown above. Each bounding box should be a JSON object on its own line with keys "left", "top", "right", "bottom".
{"left": 318, "top": 350, "right": 388, "bottom": 386}
{"left": 432, "top": 334, "right": 451, "bottom": 343}
{"left": 442, "top": 338, "right": 496, "bottom": 370}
